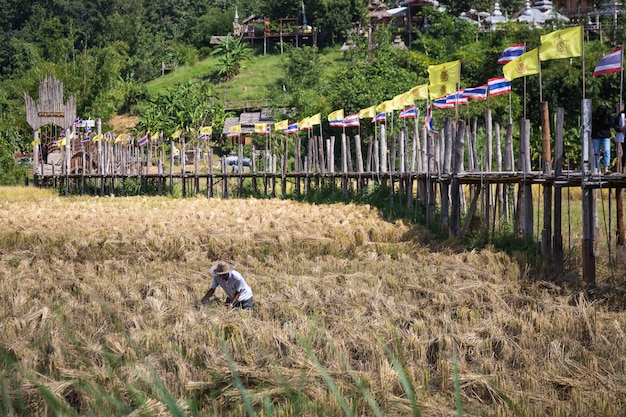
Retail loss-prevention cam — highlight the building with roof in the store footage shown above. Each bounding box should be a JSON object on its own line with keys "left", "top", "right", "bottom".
{"left": 511, "top": 0, "right": 570, "bottom": 26}
{"left": 483, "top": 3, "right": 509, "bottom": 30}
{"left": 222, "top": 109, "right": 276, "bottom": 137}
{"left": 368, "top": 0, "right": 408, "bottom": 26}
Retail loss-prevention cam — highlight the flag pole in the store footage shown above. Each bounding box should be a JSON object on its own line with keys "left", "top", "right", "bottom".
{"left": 508, "top": 88, "right": 513, "bottom": 125}
{"left": 538, "top": 45, "right": 543, "bottom": 103}
{"left": 619, "top": 44, "right": 624, "bottom": 111}
{"left": 308, "top": 128, "right": 312, "bottom": 174}
{"left": 524, "top": 77, "right": 527, "bottom": 120}
{"left": 581, "top": 24, "right": 586, "bottom": 101}
{"left": 319, "top": 118, "right": 324, "bottom": 148}
{"left": 455, "top": 65, "right": 461, "bottom": 125}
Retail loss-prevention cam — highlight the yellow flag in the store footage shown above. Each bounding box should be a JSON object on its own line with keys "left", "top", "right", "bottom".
{"left": 539, "top": 26, "right": 582, "bottom": 61}
{"left": 503, "top": 48, "right": 540, "bottom": 81}
{"left": 393, "top": 92, "right": 413, "bottom": 110}
{"left": 171, "top": 129, "right": 181, "bottom": 139}
{"left": 254, "top": 123, "right": 270, "bottom": 133}
{"left": 66, "top": 131, "right": 75, "bottom": 140}
{"left": 274, "top": 119, "right": 288, "bottom": 131}
{"left": 327, "top": 109, "right": 344, "bottom": 122}
{"left": 91, "top": 133, "right": 103, "bottom": 142}
{"left": 200, "top": 126, "right": 213, "bottom": 135}
{"left": 115, "top": 133, "right": 126, "bottom": 143}
{"left": 376, "top": 100, "right": 393, "bottom": 113}
{"left": 298, "top": 117, "right": 311, "bottom": 130}
{"left": 309, "top": 113, "right": 321, "bottom": 125}
{"left": 359, "top": 105, "right": 376, "bottom": 119}
{"left": 32, "top": 138, "right": 40, "bottom": 146}
{"left": 428, "top": 60, "right": 461, "bottom": 86}
{"left": 229, "top": 124, "right": 241, "bottom": 134}
{"left": 408, "top": 84, "right": 429, "bottom": 100}
{"left": 58, "top": 137, "right": 67, "bottom": 146}
{"left": 428, "top": 82, "right": 457, "bottom": 99}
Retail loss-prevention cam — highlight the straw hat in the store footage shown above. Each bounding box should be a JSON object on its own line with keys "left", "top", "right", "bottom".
{"left": 210, "top": 260, "right": 234, "bottom": 275}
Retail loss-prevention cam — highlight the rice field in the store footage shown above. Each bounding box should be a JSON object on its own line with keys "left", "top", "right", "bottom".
{"left": 1, "top": 186, "right": 625, "bottom": 416}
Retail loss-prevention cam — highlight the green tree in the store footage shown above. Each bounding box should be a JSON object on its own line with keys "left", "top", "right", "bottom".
{"left": 283, "top": 45, "right": 321, "bottom": 90}
{"left": 212, "top": 34, "right": 251, "bottom": 81}
{"left": 309, "top": 0, "right": 368, "bottom": 45}
{"left": 136, "top": 80, "right": 222, "bottom": 138}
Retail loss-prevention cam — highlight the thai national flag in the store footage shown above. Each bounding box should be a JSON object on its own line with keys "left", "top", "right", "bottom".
{"left": 342, "top": 113, "right": 360, "bottom": 127}
{"left": 285, "top": 123, "right": 299, "bottom": 134}
{"left": 137, "top": 135, "right": 149, "bottom": 147}
{"left": 462, "top": 85, "right": 487, "bottom": 100}
{"left": 445, "top": 91, "right": 468, "bottom": 106}
{"left": 593, "top": 46, "right": 622, "bottom": 77}
{"left": 424, "top": 105, "right": 437, "bottom": 133}
{"left": 433, "top": 98, "right": 453, "bottom": 109}
{"left": 488, "top": 76, "right": 511, "bottom": 96}
{"left": 373, "top": 112, "right": 386, "bottom": 123}
{"left": 399, "top": 106, "right": 416, "bottom": 119}
{"left": 199, "top": 133, "right": 207, "bottom": 140}
{"left": 81, "top": 132, "right": 91, "bottom": 143}
{"left": 497, "top": 44, "right": 525, "bottom": 64}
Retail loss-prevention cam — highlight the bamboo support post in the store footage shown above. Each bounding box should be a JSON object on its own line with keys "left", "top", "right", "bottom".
{"left": 581, "top": 98, "right": 596, "bottom": 287}
{"left": 541, "top": 101, "right": 553, "bottom": 260}
{"left": 450, "top": 120, "right": 466, "bottom": 237}
{"left": 552, "top": 108, "right": 564, "bottom": 272}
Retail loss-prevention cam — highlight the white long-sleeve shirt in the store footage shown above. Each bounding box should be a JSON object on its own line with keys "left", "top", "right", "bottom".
{"left": 211, "top": 270, "right": 253, "bottom": 301}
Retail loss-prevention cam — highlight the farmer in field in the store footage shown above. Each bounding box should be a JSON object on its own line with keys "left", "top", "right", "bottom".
{"left": 198, "top": 261, "right": 253, "bottom": 310}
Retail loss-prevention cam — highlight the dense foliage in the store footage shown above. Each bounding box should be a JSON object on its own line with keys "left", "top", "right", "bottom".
{"left": 0, "top": 0, "right": 625, "bottom": 181}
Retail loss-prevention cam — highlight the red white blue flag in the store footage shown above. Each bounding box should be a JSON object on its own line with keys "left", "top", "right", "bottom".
{"left": 497, "top": 44, "right": 525, "bottom": 64}
{"left": 445, "top": 91, "right": 468, "bottom": 106}
{"left": 424, "top": 105, "right": 437, "bottom": 133}
{"left": 399, "top": 106, "right": 416, "bottom": 119}
{"left": 488, "top": 76, "right": 511, "bottom": 96}
{"left": 137, "top": 134, "right": 149, "bottom": 147}
{"left": 593, "top": 46, "right": 622, "bottom": 77}
{"left": 373, "top": 112, "right": 386, "bottom": 123}
{"left": 342, "top": 113, "right": 360, "bottom": 127}
{"left": 433, "top": 98, "right": 453, "bottom": 109}
{"left": 462, "top": 85, "right": 487, "bottom": 100}
{"left": 285, "top": 123, "right": 299, "bottom": 134}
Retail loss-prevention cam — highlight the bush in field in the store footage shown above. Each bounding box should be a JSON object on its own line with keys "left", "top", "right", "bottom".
{"left": 0, "top": 138, "right": 27, "bottom": 185}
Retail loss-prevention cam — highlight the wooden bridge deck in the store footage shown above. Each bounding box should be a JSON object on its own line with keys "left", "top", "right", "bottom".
{"left": 33, "top": 170, "right": 626, "bottom": 189}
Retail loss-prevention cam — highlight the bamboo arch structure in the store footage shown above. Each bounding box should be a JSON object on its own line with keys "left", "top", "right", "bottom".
{"left": 25, "top": 75, "right": 77, "bottom": 175}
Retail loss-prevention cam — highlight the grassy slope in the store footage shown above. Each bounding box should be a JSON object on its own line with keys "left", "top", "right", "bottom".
{"left": 144, "top": 48, "right": 345, "bottom": 103}
{"left": 1, "top": 187, "right": 626, "bottom": 416}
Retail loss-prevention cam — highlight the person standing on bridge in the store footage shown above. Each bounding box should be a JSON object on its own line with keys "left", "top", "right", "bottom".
{"left": 592, "top": 104, "right": 614, "bottom": 174}
{"left": 198, "top": 260, "right": 254, "bottom": 310}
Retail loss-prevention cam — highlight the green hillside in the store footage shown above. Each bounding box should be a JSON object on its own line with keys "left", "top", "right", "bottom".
{"left": 145, "top": 48, "right": 345, "bottom": 104}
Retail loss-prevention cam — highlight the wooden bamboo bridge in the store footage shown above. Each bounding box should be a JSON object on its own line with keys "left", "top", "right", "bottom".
{"left": 25, "top": 77, "right": 626, "bottom": 288}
